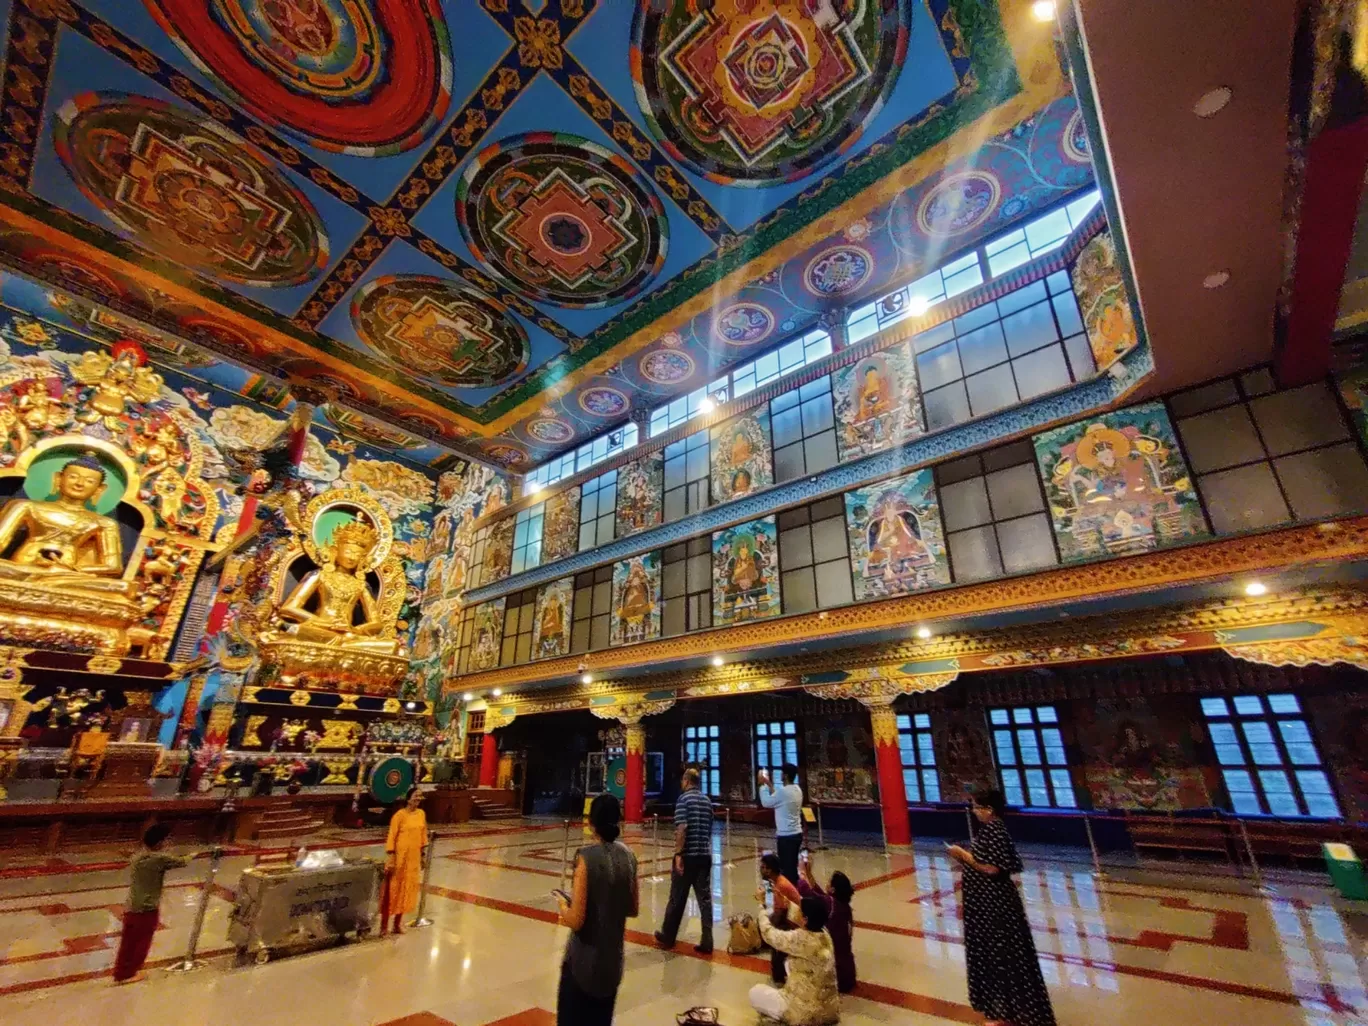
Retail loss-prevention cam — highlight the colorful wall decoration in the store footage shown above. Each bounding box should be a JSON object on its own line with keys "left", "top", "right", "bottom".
{"left": 1070, "top": 697, "right": 1210, "bottom": 811}
{"left": 469, "top": 599, "right": 506, "bottom": 672}
{"left": 610, "top": 553, "right": 660, "bottom": 646}
{"left": 1072, "top": 230, "right": 1139, "bottom": 372}
{"left": 616, "top": 451, "right": 663, "bottom": 535}
{"left": 541, "top": 485, "right": 581, "bottom": 564}
{"left": 483, "top": 514, "right": 515, "bottom": 584}
{"left": 712, "top": 516, "right": 781, "bottom": 626}
{"left": 1033, "top": 401, "right": 1208, "bottom": 563}
{"left": 805, "top": 716, "right": 878, "bottom": 805}
{"left": 711, "top": 408, "right": 773, "bottom": 503}
{"left": 845, "top": 469, "right": 950, "bottom": 600}
{"left": 833, "top": 340, "right": 925, "bottom": 460}
{"left": 931, "top": 708, "right": 998, "bottom": 800}
{"left": 531, "top": 577, "right": 574, "bottom": 661}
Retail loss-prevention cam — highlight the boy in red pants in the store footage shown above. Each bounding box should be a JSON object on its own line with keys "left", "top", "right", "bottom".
{"left": 112, "top": 824, "right": 190, "bottom": 983}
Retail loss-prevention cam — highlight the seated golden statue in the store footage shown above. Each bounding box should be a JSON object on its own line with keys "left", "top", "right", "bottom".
{"left": 0, "top": 455, "right": 135, "bottom": 598}
{"left": 261, "top": 519, "right": 396, "bottom": 653}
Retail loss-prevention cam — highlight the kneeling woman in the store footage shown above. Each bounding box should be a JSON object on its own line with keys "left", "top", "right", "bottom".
{"left": 750, "top": 891, "right": 840, "bottom": 1025}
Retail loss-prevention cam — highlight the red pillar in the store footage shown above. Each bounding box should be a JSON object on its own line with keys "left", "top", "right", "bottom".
{"left": 478, "top": 729, "right": 499, "bottom": 788}
{"left": 869, "top": 704, "right": 912, "bottom": 848}
{"left": 623, "top": 721, "right": 645, "bottom": 825}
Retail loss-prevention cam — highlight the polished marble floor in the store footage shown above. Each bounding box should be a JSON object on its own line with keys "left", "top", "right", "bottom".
{"left": 1, "top": 817, "right": 1366, "bottom": 1026}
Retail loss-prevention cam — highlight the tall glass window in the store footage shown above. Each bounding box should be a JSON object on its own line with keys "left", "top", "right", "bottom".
{"left": 1201, "top": 694, "right": 1340, "bottom": 818}
{"left": 578, "top": 470, "right": 617, "bottom": 551}
{"left": 897, "top": 713, "right": 941, "bottom": 803}
{"left": 776, "top": 497, "right": 852, "bottom": 613}
{"left": 988, "top": 705, "right": 1077, "bottom": 808}
{"left": 663, "top": 429, "right": 710, "bottom": 522}
{"left": 660, "top": 536, "right": 711, "bottom": 636}
{"left": 500, "top": 587, "right": 536, "bottom": 666}
{"left": 570, "top": 566, "right": 613, "bottom": 653}
{"left": 755, "top": 721, "right": 800, "bottom": 777}
{"left": 771, "top": 376, "right": 838, "bottom": 482}
{"left": 509, "top": 504, "right": 544, "bottom": 575}
{"left": 684, "top": 725, "right": 722, "bottom": 797}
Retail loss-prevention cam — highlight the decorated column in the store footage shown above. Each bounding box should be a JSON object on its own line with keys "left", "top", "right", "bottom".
{"left": 623, "top": 721, "right": 646, "bottom": 824}
{"left": 866, "top": 700, "right": 912, "bottom": 849}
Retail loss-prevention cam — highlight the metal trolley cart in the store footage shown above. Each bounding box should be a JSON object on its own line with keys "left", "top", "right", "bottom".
{"left": 228, "top": 857, "right": 382, "bottom": 964}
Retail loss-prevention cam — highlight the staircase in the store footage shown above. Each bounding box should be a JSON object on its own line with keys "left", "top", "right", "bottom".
{"left": 253, "top": 801, "right": 327, "bottom": 843}
{"left": 469, "top": 793, "right": 521, "bottom": 821}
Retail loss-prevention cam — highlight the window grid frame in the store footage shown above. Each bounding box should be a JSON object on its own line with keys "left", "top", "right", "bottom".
{"left": 509, "top": 504, "right": 545, "bottom": 576}
{"left": 987, "top": 705, "right": 1078, "bottom": 809}
{"left": 578, "top": 470, "right": 617, "bottom": 552}
{"left": 770, "top": 374, "right": 839, "bottom": 482}
{"left": 776, "top": 496, "right": 853, "bottom": 614}
{"left": 896, "top": 712, "right": 941, "bottom": 805}
{"left": 660, "top": 536, "right": 712, "bottom": 636}
{"left": 754, "top": 720, "right": 801, "bottom": 780}
{"left": 684, "top": 724, "right": 722, "bottom": 798}
{"left": 663, "top": 428, "right": 712, "bottom": 523}
{"left": 570, "top": 565, "right": 614, "bottom": 654}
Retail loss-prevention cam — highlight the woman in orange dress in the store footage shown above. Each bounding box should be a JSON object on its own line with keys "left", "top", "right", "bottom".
{"left": 383, "top": 787, "right": 428, "bottom": 935}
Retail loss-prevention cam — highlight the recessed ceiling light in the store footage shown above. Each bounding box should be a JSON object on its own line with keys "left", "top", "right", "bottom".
{"left": 1203, "top": 270, "right": 1230, "bottom": 290}
{"left": 1030, "top": 0, "right": 1056, "bottom": 21}
{"left": 916, "top": 626, "right": 932, "bottom": 639}
{"left": 1244, "top": 581, "right": 1267, "bottom": 597}
{"left": 462, "top": 692, "right": 474, "bottom": 702}
{"left": 1193, "top": 87, "right": 1233, "bottom": 118}
{"left": 698, "top": 397, "right": 715, "bottom": 414}
{"left": 491, "top": 688, "right": 502, "bottom": 697}
{"left": 405, "top": 701, "right": 417, "bottom": 710}
{"left": 580, "top": 673, "right": 592, "bottom": 685}
{"left": 711, "top": 655, "right": 724, "bottom": 667}
{"left": 908, "top": 295, "right": 931, "bottom": 316}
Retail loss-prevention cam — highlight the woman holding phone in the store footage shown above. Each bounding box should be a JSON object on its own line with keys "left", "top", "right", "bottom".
{"left": 555, "top": 793, "right": 639, "bottom": 1026}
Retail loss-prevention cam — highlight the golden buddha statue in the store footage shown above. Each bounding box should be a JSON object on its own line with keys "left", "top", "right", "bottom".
{"left": 0, "top": 455, "right": 134, "bottom": 598}
{"left": 263, "top": 519, "right": 396, "bottom": 653}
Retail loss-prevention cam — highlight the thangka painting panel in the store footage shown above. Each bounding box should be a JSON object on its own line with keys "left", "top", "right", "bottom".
{"left": 483, "top": 514, "right": 514, "bottom": 583}
{"left": 711, "top": 408, "right": 773, "bottom": 503}
{"left": 615, "top": 451, "right": 663, "bottom": 535}
{"left": 1072, "top": 230, "right": 1139, "bottom": 372}
{"left": 469, "top": 598, "right": 505, "bottom": 672}
{"left": 1033, "top": 401, "right": 1209, "bottom": 563}
{"left": 610, "top": 552, "right": 660, "bottom": 646}
{"left": 833, "top": 339, "right": 925, "bottom": 460}
{"left": 845, "top": 468, "right": 950, "bottom": 600}
{"left": 540, "top": 485, "right": 580, "bottom": 564}
{"left": 712, "top": 516, "right": 780, "bottom": 626}
{"left": 530, "top": 577, "right": 573, "bottom": 660}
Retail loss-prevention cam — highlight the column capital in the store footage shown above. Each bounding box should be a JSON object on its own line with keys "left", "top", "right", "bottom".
{"left": 588, "top": 697, "right": 675, "bottom": 726}
{"left": 804, "top": 670, "right": 958, "bottom": 706}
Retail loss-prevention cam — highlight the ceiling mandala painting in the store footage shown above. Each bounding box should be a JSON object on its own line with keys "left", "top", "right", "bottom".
{"left": 0, "top": 0, "right": 1088, "bottom": 466}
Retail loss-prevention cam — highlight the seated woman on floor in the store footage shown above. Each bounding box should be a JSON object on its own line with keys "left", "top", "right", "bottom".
{"left": 749, "top": 890, "right": 840, "bottom": 1025}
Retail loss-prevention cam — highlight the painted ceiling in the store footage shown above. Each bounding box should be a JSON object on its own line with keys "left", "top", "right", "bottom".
{"left": 0, "top": 0, "right": 1087, "bottom": 470}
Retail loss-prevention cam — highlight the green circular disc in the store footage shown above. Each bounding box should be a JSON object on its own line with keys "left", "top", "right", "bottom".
{"left": 369, "top": 756, "right": 414, "bottom": 804}
{"left": 605, "top": 756, "right": 627, "bottom": 799}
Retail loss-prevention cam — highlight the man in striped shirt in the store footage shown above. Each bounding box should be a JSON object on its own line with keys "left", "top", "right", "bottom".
{"left": 654, "top": 766, "right": 715, "bottom": 954}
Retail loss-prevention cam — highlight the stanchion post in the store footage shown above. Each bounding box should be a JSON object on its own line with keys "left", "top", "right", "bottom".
{"left": 648, "top": 814, "right": 667, "bottom": 883}
{"left": 409, "top": 830, "right": 435, "bottom": 929}
{"left": 815, "top": 802, "right": 827, "bottom": 851}
{"left": 1237, "top": 817, "right": 1266, "bottom": 892}
{"left": 724, "top": 807, "right": 735, "bottom": 869}
{"left": 560, "top": 819, "right": 572, "bottom": 892}
{"left": 166, "top": 846, "right": 222, "bottom": 973}
{"left": 1083, "top": 814, "right": 1106, "bottom": 879}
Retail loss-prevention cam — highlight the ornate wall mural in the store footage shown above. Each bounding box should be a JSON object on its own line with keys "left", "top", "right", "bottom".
{"left": 1071, "top": 230, "right": 1139, "bottom": 373}
{"left": 711, "top": 408, "right": 773, "bottom": 503}
{"left": 456, "top": 133, "right": 669, "bottom": 308}
{"left": 531, "top": 576, "right": 573, "bottom": 660}
{"left": 1033, "top": 402, "right": 1208, "bottom": 563}
{"left": 615, "top": 451, "right": 664, "bottom": 535}
{"left": 469, "top": 598, "right": 506, "bottom": 671}
{"left": 610, "top": 552, "right": 660, "bottom": 646}
{"left": 53, "top": 94, "right": 328, "bottom": 288}
{"left": 712, "top": 516, "right": 780, "bottom": 627}
{"left": 630, "top": 0, "right": 911, "bottom": 185}
{"left": 1071, "top": 696, "right": 1210, "bottom": 811}
{"left": 931, "top": 707, "right": 997, "bottom": 799}
{"left": 540, "top": 484, "right": 581, "bottom": 564}
{"left": 845, "top": 468, "right": 950, "bottom": 601}
{"left": 833, "top": 339, "right": 925, "bottom": 461}
{"left": 483, "top": 513, "right": 515, "bottom": 584}
{"left": 350, "top": 275, "right": 530, "bottom": 388}
{"left": 805, "top": 716, "right": 878, "bottom": 805}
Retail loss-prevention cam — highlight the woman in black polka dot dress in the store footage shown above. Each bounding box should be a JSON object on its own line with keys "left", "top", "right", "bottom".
{"left": 946, "top": 789, "right": 1057, "bottom": 1026}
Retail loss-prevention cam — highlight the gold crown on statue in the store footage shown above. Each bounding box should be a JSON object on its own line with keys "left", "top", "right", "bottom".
{"left": 331, "top": 519, "right": 378, "bottom": 550}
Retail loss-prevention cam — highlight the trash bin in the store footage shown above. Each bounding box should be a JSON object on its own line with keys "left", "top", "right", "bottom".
{"left": 1323, "top": 842, "right": 1368, "bottom": 900}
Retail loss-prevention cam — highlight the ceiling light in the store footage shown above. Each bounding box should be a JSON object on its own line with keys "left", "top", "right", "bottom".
{"left": 581, "top": 673, "right": 592, "bottom": 685}
{"left": 1030, "top": 0, "right": 1056, "bottom": 21}
{"left": 699, "top": 397, "right": 715, "bottom": 414}
{"left": 1244, "top": 581, "right": 1267, "bottom": 597}
{"left": 462, "top": 692, "right": 474, "bottom": 702}
{"left": 1203, "top": 270, "right": 1230, "bottom": 290}
{"left": 916, "top": 626, "right": 932, "bottom": 639}
{"left": 1193, "top": 87, "right": 1233, "bottom": 118}
{"left": 405, "top": 701, "right": 417, "bottom": 710}
{"left": 907, "top": 295, "right": 931, "bottom": 317}
{"left": 711, "top": 655, "right": 724, "bottom": 667}
{"left": 491, "top": 688, "right": 502, "bottom": 697}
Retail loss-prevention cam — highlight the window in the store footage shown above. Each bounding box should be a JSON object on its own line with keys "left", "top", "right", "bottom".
{"left": 983, "top": 190, "right": 1101, "bottom": 277}
{"left": 771, "top": 376, "right": 838, "bottom": 482}
{"left": 988, "top": 705, "right": 1077, "bottom": 808}
{"left": 1201, "top": 694, "right": 1340, "bottom": 818}
{"left": 914, "top": 275, "right": 1093, "bottom": 432}
{"left": 896, "top": 713, "right": 941, "bottom": 803}
{"left": 526, "top": 422, "right": 638, "bottom": 489}
{"left": 465, "top": 524, "right": 492, "bottom": 589}
{"left": 663, "top": 429, "right": 710, "bottom": 522}
{"left": 579, "top": 470, "right": 617, "bottom": 551}
{"left": 935, "top": 440, "right": 1058, "bottom": 582}
{"left": 661, "top": 536, "right": 712, "bottom": 636}
{"left": 1172, "top": 374, "right": 1368, "bottom": 535}
{"left": 777, "top": 497, "right": 852, "bottom": 613}
{"left": 453, "top": 604, "right": 475, "bottom": 674}
{"left": 755, "top": 721, "right": 800, "bottom": 776}
{"left": 650, "top": 380, "right": 728, "bottom": 437}
{"left": 570, "top": 566, "right": 613, "bottom": 653}
{"left": 510, "top": 505, "right": 544, "bottom": 575}
{"left": 500, "top": 587, "right": 536, "bottom": 666}
{"left": 684, "top": 725, "right": 722, "bottom": 797}
{"left": 465, "top": 710, "right": 486, "bottom": 769}
{"left": 731, "top": 329, "right": 832, "bottom": 399}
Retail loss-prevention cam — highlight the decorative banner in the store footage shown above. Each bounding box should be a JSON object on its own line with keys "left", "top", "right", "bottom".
{"left": 469, "top": 598, "right": 505, "bottom": 672}
{"left": 610, "top": 552, "right": 661, "bottom": 646}
{"left": 833, "top": 339, "right": 925, "bottom": 460}
{"left": 530, "top": 577, "right": 573, "bottom": 660}
{"left": 540, "top": 485, "right": 580, "bottom": 564}
{"left": 615, "top": 451, "right": 663, "bottom": 535}
{"left": 804, "top": 716, "right": 878, "bottom": 804}
{"left": 845, "top": 468, "right": 950, "bottom": 600}
{"left": 1072, "top": 230, "right": 1139, "bottom": 372}
{"left": 1033, "top": 401, "right": 1209, "bottom": 563}
{"left": 711, "top": 408, "right": 772, "bottom": 503}
{"left": 712, "top": 516, "right": 780, "bottom": 626}
{"left": 483, "top": 515, "right": 514, "bottom": 582}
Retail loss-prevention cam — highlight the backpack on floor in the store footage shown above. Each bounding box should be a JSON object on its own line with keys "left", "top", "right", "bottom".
{"left": 726, "top": 912, "right": 762, "bottom": 954}
{"left": 677, "top": 1008, "right": 720, "bottom": 1026}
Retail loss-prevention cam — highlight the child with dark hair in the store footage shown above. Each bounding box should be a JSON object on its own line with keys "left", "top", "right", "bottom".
{"left": 112, "top": 824, "right": 191, "bottom": 983}
{"left": 750, "top": 888, "right": 840, "bottom": 1025}
{"left": 799, "top": 855, "right": 857, "bottom": 993}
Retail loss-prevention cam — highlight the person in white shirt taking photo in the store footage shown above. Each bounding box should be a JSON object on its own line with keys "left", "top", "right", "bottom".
{"left": 758, "top": 763, "right": 804, "bottom": 885}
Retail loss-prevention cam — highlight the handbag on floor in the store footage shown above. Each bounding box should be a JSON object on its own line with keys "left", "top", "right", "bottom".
{"left": 726, "top": 912, "right": 762, "bottom": 954}
{"left": 676, "top": 1008, "right": 720, "bottom": 1026}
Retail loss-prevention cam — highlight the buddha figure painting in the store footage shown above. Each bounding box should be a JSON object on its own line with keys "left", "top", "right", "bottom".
{"left": 710, "top": 409, "right": 772, "bottom": 503}
{"left": 611, "top": 553, "right": 659, "bottom": 646}
{"left": 833, "top": 341, "right": 924, "bottom": 460}
{"left": 469, "top": 599, "right": 505, "bottom": 671}
{"left": 845, "top": 469, "right": 950, "bottom": 600}
{"left": 0, "top": 453, "right": 135, "bottom": 598}
{"left": 712, "top": 517, "right": 779, "bottom": 626}
{"left": 1033, "top": 402, "right": 1208, "bottom": 562}
{"left": 531, "top": 577, "right": 572, "bottom": 659}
